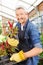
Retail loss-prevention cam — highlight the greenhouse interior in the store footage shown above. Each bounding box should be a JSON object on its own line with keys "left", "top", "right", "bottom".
{"left": 0, "top": 0, "right": 43, "bottom": 65}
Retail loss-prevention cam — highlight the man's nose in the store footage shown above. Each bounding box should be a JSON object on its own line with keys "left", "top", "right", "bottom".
{"left": 18, "top": 15, "right": 22, "bottom": 19}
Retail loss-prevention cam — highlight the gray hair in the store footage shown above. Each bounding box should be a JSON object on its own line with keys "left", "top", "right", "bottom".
{"left": 15, "top": 6, "right": 28, "bottom": 13}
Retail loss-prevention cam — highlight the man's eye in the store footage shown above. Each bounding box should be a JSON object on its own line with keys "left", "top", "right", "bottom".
{"left": 21, "top": 13, "right": 23, "bottom": 15}
{"left": 17, "top": 15, "right": 18, "bottom": 16}
{"left": 16, "top": 14, "right": 19, "bottom": 16}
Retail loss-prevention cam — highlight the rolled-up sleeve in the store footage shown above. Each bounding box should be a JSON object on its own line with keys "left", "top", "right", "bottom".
{"left": 30, "top": 23, "right": 42, "bottom": 48}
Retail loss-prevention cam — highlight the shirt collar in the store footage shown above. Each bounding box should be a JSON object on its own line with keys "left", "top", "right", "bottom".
{"left": 18, "top": 19, "right": 29, "bottom": 30}
{"left": 23, "top": 19, "right": 29, "bottom": 29}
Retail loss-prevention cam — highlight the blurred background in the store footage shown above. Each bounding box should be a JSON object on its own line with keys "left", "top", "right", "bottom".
{"left": 0, "top": 0, "right": 43, "bottom": 65}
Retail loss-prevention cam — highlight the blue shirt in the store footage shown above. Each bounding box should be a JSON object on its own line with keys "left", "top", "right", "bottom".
{"left": 16, "top": 19, "right": 42, "bottom": 65}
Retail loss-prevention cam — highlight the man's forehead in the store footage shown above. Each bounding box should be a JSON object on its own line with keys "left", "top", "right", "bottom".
{"left": 16, "top": 9, "right": 27, "bottom": 15}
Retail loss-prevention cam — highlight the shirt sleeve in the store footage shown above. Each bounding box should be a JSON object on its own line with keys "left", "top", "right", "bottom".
{"left": 29, "top": 23, "right": 42, "bottom": 48}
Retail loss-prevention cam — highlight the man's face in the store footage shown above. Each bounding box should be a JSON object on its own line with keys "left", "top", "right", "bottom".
{"left": 16, "top": 9, "right": 28, "bottom": 24}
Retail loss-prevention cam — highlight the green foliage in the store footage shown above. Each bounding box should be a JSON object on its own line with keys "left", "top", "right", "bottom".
{"left": 0, "top": 29, "right": 2, "bottom": 34}
{"left": 40, "top": 33, "right": 43, "bottom": 47}
{"left": 0, "top": 22, "right": 2, "bottom": 34}
{"left": 40, "top": 33, "right": 43, "bottom": 58}
{"left": 38, "top": 60, "right": 43, "bottom": 65}
{"left": 38, "top": 33, "right": 43, "bottom": 65}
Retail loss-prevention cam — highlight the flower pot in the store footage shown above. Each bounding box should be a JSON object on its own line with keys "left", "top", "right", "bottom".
{"left": 1, "top": 55, "right": 9, "bottom": 60}
{"left": 0, "top": 55, "right": 10, "bottom": 65}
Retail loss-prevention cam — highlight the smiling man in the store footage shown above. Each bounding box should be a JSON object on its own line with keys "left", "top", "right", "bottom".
{"left": 10, "top": 7, "right": 43, "bottom": 65}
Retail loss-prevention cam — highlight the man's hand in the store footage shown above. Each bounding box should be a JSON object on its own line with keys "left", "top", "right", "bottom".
{"left": 10, "top": 50, "right": 26, "bottom": 62}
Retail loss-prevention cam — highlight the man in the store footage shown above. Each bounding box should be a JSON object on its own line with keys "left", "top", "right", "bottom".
{"left": 10, "top": 7, "right": 43, "bottom": 65}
